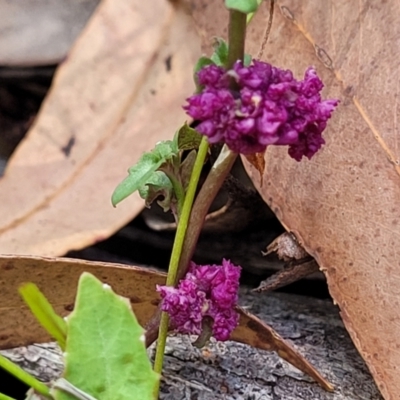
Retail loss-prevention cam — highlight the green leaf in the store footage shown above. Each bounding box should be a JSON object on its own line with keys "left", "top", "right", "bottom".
{"left": 244, "top": 53, "right": 252, "bottom": 66}
{"left": 52, "top": 378, "right": 97, "bottom": 400}
{"left": 112, "top": 140, "right": 178, "bottom": 206}
{"left": 210, "top": 38, "right": 229, "bottom": 67}
{"left": 246, "top": 0, "right": 263, "bottom": 22}
{"left": 54, "top": 273, "right": 158, "bottom": 400}
{"left": 193, "top": 40, "right": 229, "bottom": 89}
{"left": 138, "top": 171, "right": 173, "bottom": 212}
{"left": 19, "top": 282, "right": 67, "bottom": 350}
{"left": 176, "top": 123, "right": 202, "bottom": 151}
{"left": 150, "top": 139, "right": 178, "bottom": 161}
{"left": 225, "top": 0, "right": 259, "bottom": 13}
{"left": 194, "top": 57, "right": 215, "bottom": 75}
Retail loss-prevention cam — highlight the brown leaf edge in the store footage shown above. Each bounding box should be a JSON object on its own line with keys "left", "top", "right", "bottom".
{"left": 0, "top": 255, "right": 332, "bottom": 390}
{"left": 244, "top": 152, "right": 266, "bottom": 185}
{"left": 232, "top": 306, "right": 333, "bottom": 392}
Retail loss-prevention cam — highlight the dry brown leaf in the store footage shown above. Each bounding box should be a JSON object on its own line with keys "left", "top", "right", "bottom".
{"left": 244, "top": 152, "right": 266, "bottom": 184}
{"left": 0, "top": 255, "right": 165, "bottom": 350}
{"left": 0, "top": 0, "right": 200, "bottom": 256}
{"left": 241, "top": 2, "right": 400, "bottom": 399}
{"left": 187, "top": 1, "right": 400, "bottom": 398}
{"left": 0, "top": 0, "right": 100, "bottom": 66}
{"left": 256, "top": 233, "right": 319, "bottom": 292}
{"left": 0, "top": 255, "right": 331, "bottom": 389}
{"left": 263, "top": 232, "right": 309, "bottom": 261}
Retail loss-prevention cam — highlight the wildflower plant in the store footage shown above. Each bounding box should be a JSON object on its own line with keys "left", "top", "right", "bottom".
{"left": 111, "top": 0, "right": 338, "bottom": 397}
{"left": 0, "top": 1, "right": 338, "bottom": 400}
{"left": 157, "top": 260, "right": 241, "bottom": 342}
{"left": 185, "top": 62, "right": 338, "bottom": 159}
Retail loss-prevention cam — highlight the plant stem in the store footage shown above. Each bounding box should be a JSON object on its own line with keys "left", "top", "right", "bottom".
{"left": 153, "top": 136, "right": 209, "bottom": 397}
{"left": 227, "top": 10, "right": 247, "bottom": 69}
{"left": 176, "top": 146, "right": 237, "bottom": 281}
{"left": 0, "top": 393, "right": 17, "bottom": 400}
{"left": 151, "top": 7, "right": 247, "bottom": 397}
{"left": 145, "top": 147, "right": 238, "bottom": 348}
{"left": 174, "top": 7, "right": 246, "bottom": 279}
{"left": 145, "top": 7, "right": 248, "bottom": 351}
{"left": 0, "top": 354, "right": 51, "bottom": 398}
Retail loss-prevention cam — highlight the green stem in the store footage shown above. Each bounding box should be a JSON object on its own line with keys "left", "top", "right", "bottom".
{"left": 0, "top": 354, "right": 51, "bottom": 398}
{"left": 174, "top": 9, "right": 246, "bottom": 274}
{"left": 0, "top": 393, "right": 17, "bottom": 400}
{"left": 151, "top": 8, "right": 247, "bottom": 397}
{"left": 145, "top": 147, "right": 238, "bottom": 348}
{"left": 176, "top": 146, "right": 237, "bottom": 281}
{"left": 153, "top": 136, "right": 209, "bottom": 397}
{"left": 145, "top": 6, "right": 248, "bottom": 351}
{"left": 227, "top": 10, "right": 247, "bottom": 69}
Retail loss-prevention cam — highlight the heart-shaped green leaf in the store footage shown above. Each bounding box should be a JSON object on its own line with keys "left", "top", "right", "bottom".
{"left": 54, "top": 273, "right": 158, "bottom": 400}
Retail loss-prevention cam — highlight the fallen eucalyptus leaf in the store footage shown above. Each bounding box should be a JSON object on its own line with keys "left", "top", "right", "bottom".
{"left": 0, "top": 0, "right": 100, "bottom": 66}
{"left": 0, "top": 255, "right": 165, "bottom": 350}
{"left": 0, "top": 0, "right": 200, "bottom": 256}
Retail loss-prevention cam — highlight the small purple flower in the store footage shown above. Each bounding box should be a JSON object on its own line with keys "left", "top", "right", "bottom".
{"left": 184, "top": 60, "right": 339, "bottom": 160}
{"left": 157, "top": 259, "right": 241, "bottom": 341}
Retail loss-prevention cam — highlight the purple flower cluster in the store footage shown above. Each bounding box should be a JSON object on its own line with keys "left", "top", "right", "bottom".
{"left": 157, "top": 259, "right": 241, "bottom": 341}
{"left": 184, "top": 61, "right": 338, "bottom": 160}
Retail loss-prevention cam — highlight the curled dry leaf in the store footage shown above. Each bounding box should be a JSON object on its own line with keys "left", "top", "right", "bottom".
{"left": 256, "top": 232, "right": 319, "bottom": 292}
{"left": 0, "top": 0, "right": 201, "bottom": 256}
{"left": 263, "top": 231, "right": 309, "bottom": 261}
{"left": 0, "top": 255, "right": 331, "bottom": 389}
